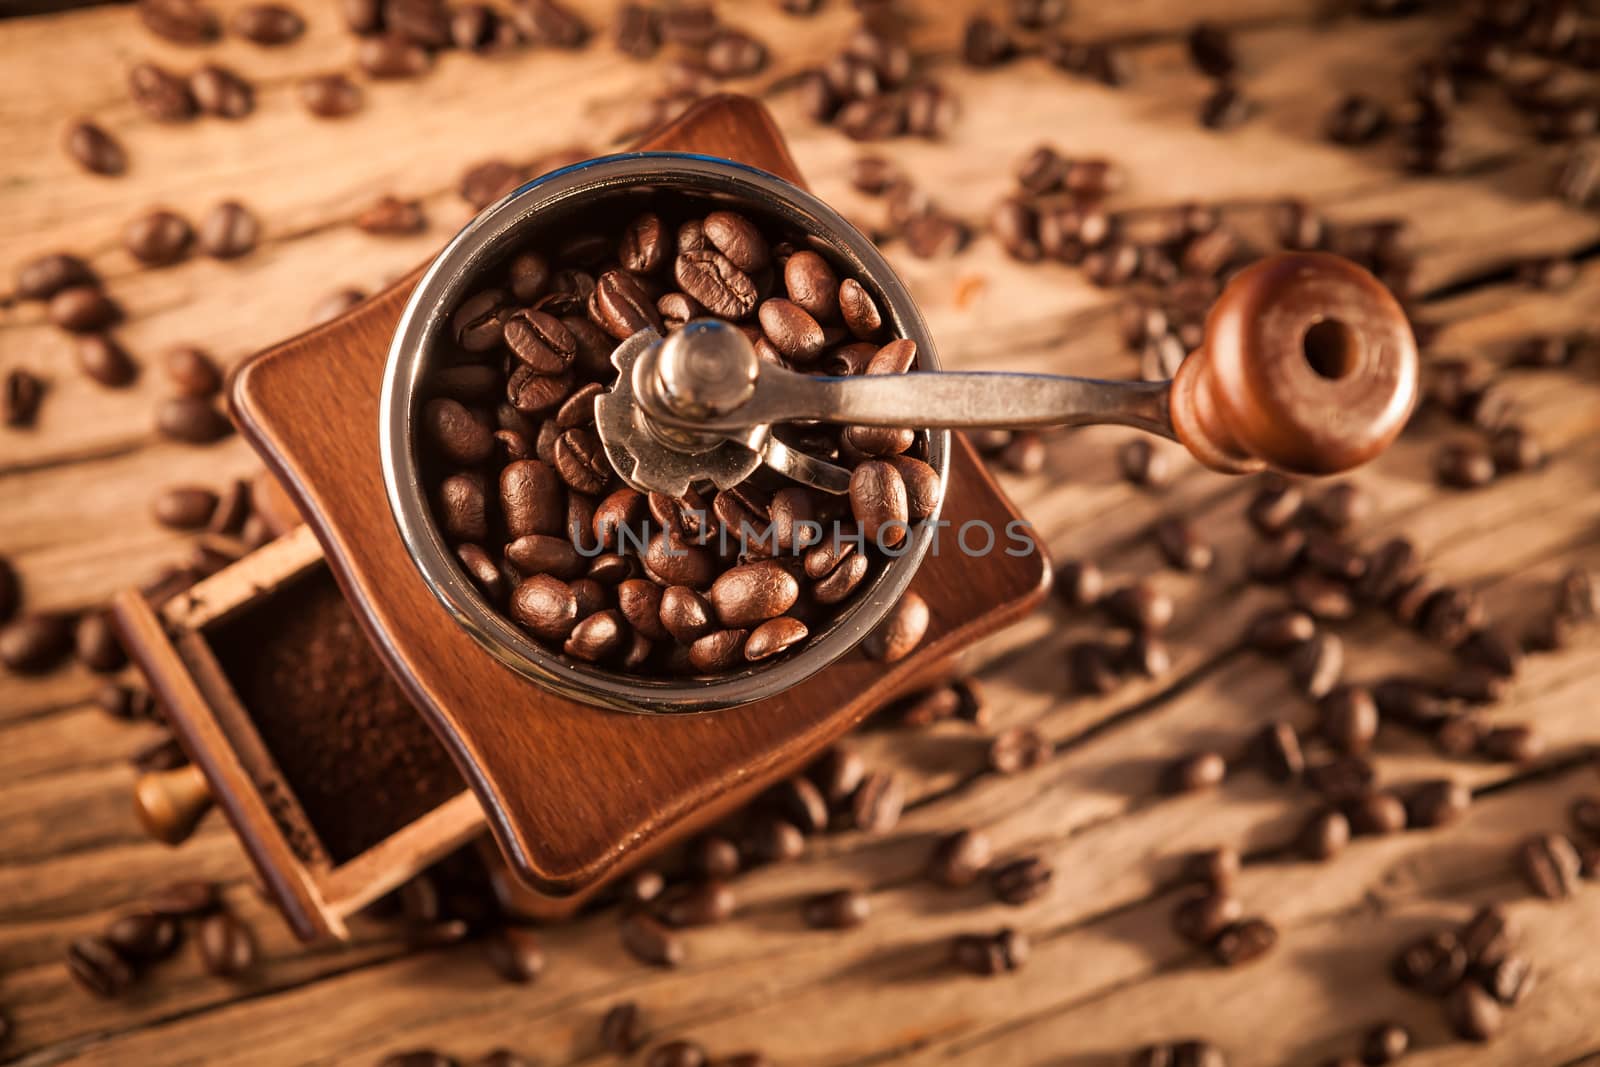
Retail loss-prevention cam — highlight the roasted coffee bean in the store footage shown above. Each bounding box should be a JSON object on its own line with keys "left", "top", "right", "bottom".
{"left": 1305, "top": 755, "right": 1374, "bottom": 803}
{"left": 688, "top": 628, "right": 747, "bottom": 672}
{"left": 1199, "top": 83, "right": 1253, "bottom": 130}
{"left": 851, "top": 770, "right": 904, "bottom": 833}
{"left": 898, "top": 685, "right": 959, "bottom": 727}
{"left": 951, "top": 927, "right": 1028, "bottom": 975}
{"left": 659, "top": 586, "right": 714, "bottom": 644}
{"left": 1054, "top": 559, "right": 1104, "bottom": 611}
{"left": 674, "top": 250, "right": 758, "bottom": 320}
{"left": 162, "top": 346, "right": 222, "bottom": 398}
{"left": 1298, "top": 808, "right": 1350, "bottom": 860}
{"left": 424, "top": 399, "right": 494, "bottom": 467}
{"left": 990, "top": 856, "right": 1052, "bottom": 906}
{"left": 643, "top": 1041, "right": 705, "bottom": 1067}
{"left": 1361, "top": 1022, "right": 1410, "bottom": 1064}
{"left": 74, "top": 335, "right": 137, "bottom": 388}
{"left": 504, "top": 309, "right": 577, "bottom": 374}
{"left": 129, "top": 62, "right": 196, "bottom": 122}
{"left": 499, "top": 460, "right": 563, "bottom": 539}
{"left": 803, "top": 888, "right": 870, "bottom": 929}
{"left": 928, "top": 829, "right": 992, "bottom": 888}
{"left": 196, "top": 911, "right": 255, "bottom": 976}
{"left": 863, "top": 591, "right": 927, "bottom": 663}
{"left": 1247, "top": 482, "right": 1303, "bottom": 533}
{"left": 231, "top": 3, "right": 304, "bottom": 44}
{"left": 1459, "top": 904, "right": 1512, "bottom": 969}
{"left": 190, "top": 65, "right": 253, "bottom": 119}
{"left": 1166, "top": 751, "right": 1226, "bottom": 793}
{"left": 621, "top": 912, "right": 683, "bottom": 967}
{"left": 985, "top": 726, "right": 1049, "bottom": 777}
{"left": 745, "top": 617, "right": 807, "bottom": 661}
{"left": 1172, "top": 890, "right": 1241, "bottom": 946}
{"left": 1489, "top": 425, "right": 1542, "bottom": 474}
{"left": 1154, "top": 517, "right": 1213, "bottom": 572}
{"left": 1403, "top": 778, "right": 1469, "bottom": 830}
{"left": 1290, "top": 631, "right": 1343, "bottom": 699}
{"left": 1070, "top": 641, "right": 1121, "bottom": 693}
{"left": 759, "top": 299, "right": 828, "bottom": 363}
{"left": 1185, "top": 846, "right": 1240, "bottom": 890}
{"left": 124, "top": 210, "right": 193, "bottom": 266}
{"left": 1246, "top": 607, "right": 1314, "bottom": 654}
{"left": 1458, "top": 627, "right": 1521, "bottom": 678}
{"left": 1117, "top": 438, "right": 1172, "bottom": 488}
{"left": 359, "top": 34, "right": 432, "bottom": 78}
{"left": 684, "top": 835, "right": 741, "bottom": 882}
{"left": 601, "top": 1001, "right": 647, "bottom": 1054}
{"left": 1447, "top": 981, "right": 1501, "bottom": 1042}
{"left": 156, "top": 396, "right": 231, "bottom": 444}
{"left": 553, "top": 428, "right": 610, "bottom": 495}
{"left": 138, "top": 0, "right": 219, "bottom": 42}
{"left": 1104, "top": 581, "right": 1174, "bottom": 633}
{"left": 515, "top": 0, "right": 589, "bottom": 48}
{"left": 1289, "top": 573, "right": 1355, "bottom": 621}
{"left": 1317, "top": 686, "right": 1377, "bottom": 755}
{"left": 563, "top": 609, "right": 627, "bottom": 662}
{"left": 17, "top": 253, "right": 95, "bottom": 303}
{"left": 1, "top": 614, "right": 75, "bottom": 673}
{"left": 299, "top": 73, "right": 363, "bottom": 118}
{"left": 593, "top": 269, "right": 663, "bottom": 341}
{"left": 1357, "top": 537, "right": 1417, "bottom": 603}
{"left": 65, "top": 120, "right": 126, "bottom": 176}
{"left": 1393, "top": 929, "right": 1466, "bottom": 993}
{"left": 838, "top": 278, "right": 883, "bottom": 340}
{"left": 66, "top": 936, "right": 135, "bottom": 998}
{"left": 1302, "top": 533, "right": 1364, "bottom": 583}
{"left": 742, "top": 813, "right": 805, "bottom": 865}
{"left": 73, "top": 611, "right": 124, "bottom": 673}
{"left": 510, "top": 575, "right": 577, "bottom": 641}
{"left": 1256, "top": 721, "right": 1304, "bottom": 781}
{"left": 1347, "top": 791, "right": 1407, "bottom": 835}
{"left": 152, "top": 486, "right": 221, "bottom": 530}
{"left": 356, "top": 195, "right": 425, "bottom": 236}
{"left": 1520, "top": 832, "right": 1581, "bottom": 899}
{"left": 105, "top": 911, "right": 181, "bottom": 962}
{"left": 1418, "top": 587, "right": 1484, "bottom": 648}
{"left": 1187, "top": 21, "right": 1236, "bottom": 78}
{"left": 1435, "top": 441, "right": 1495, "bottom": 488}
{"left": 1211, "top": 917, "right": 1276, "bottom": 965}
{"left": 655, "top": 880, "right": 736, "bottom": 928}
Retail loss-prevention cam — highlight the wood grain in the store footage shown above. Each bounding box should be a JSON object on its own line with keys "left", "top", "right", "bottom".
{"left": 5, "top": 2, "right": 1600, "bottom": 1066}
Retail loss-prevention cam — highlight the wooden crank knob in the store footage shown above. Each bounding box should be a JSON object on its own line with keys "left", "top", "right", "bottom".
{"left": 1169, "top": 251, "right": 1419, "bottom": 475}
{"left": 134, "top": 763, "right": 214, "bottom": 845}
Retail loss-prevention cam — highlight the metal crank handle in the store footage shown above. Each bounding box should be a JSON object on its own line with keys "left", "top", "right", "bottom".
{"left": 643, "top": 252, "right": 1421, "bottom": 477}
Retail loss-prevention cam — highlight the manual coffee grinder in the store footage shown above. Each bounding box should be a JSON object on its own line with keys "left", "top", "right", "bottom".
{"left": 115, "top": 95, "right": 1418, "bottom": 941}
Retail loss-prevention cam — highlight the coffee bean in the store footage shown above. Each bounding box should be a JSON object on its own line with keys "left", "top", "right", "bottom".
{"left": 74, "top": 335, "right": 137, "bottom": 388}
{"left": 66, "top": 936, "right": 135, "bottom": 998}
{"left": 1435, "top": 441, "right": 1496, "bottom": 488}
{"left": 644, "top": 1041, "right": 705, "bottom": 1067}
{"left": 1166, "top": 751, "right": 1226, "bottom": 793}
{"left": 1356, "top": 537, "right": 1417, "bottom": 604}
{"left": 124, "top": 209, "right": 193, "bottom": 266}
{"left": 1250, "top": 532, "right": 1307, "bottom": 586}
{"left": 1172, "top": 890, "right": 1241, "bottom": 946}
{"left": 1117, "top": 438, "right": 1172, "bottom": 488}
{"left": 1447, "top": 981, "right": 1501, "bottom": 1042}
{"left": 138, "top": 0, "right": 219, "bottom": 43}
{"left": 299, "top": 73, "right": 363, "bottom": 118}
{"left": 838, "top": 278, "right": 884, "bottom": 340}
{"left": 659, "top": 586, "right": 714, "bottom": 644}
{"left": 988, "top": 855, "right": 1052, "bottom": 906}
{"left": 65, "top": 120, "right": 125, "bottom": 176}
{"left": 1211, "top": 917, "right": 1276, "bottom": 966}
{"left": 1347, "top": 791, "right": 1407, "bottom": 835}
{"left": 1070, "top": 640, "right": 1121, "bottom": 694}
{"left": 601, "top": 1001, "right": 647, "bottom": 1054}
{"left": 1154, "top": 517, "right": 1214, "bottom": 572}
{"left": 478, "top": 926, "right": 544, "bottom": 984}
{"left": 553, "top": 428, "right": 610, "bottom": 495}
{"left": 155, "top": 396, "right": 231, "bottom": 444}
{"left": 1572, "top": 794, "right": 1600, "bottom": 842}
{"left": 128, "top": 62, "right": 196, "bottom": 123}
{"left": 1247, "top": 482, "right": 1303, "bottom": 533}
{"left": 1361, "top": 1022, "right": 1410, "bottom": 1064}
{"left": 1290, "top": 631, "right": 1343, "bottom": 699}
{"left": 563, "top": 609, "right": 628, "bottom": 661}
{"left": 851, "top": 770, "right": 904, "bottom": 833}
{"left": 190, "top": 65, "right": 254, "bottom": 119}
{"left": 674, "top": 250, "right": 758, "bottom": 320}
{"left": 745, "top": 617, "right": 808, "bottom": 661}
{"left": 592, "top": 270, "right": 663, "bottom": 341}
{"left": 1104, "top": 581, "right": 1174, "bottom": 633}
{"left": 1489, "top": 425, "right": 1542, "bottom": 474}
{"left": 1, "top": 614, "right": 74, "bottom": 673}
{"left": 1055, "top": 559, "right": 1105, "bottom": 610}
{"left": 758, "top": 299, "right": 827, "bottom": 364}
{"left": 1318, "top": 686, "right": 1378, "bottom": 755}
{"left": 71, "top": 610, "right": 124, "bottom": 674}
{"left": 511, "top": 575, "right": 578, "bottom": 641}
{"left": 962, "top": 15, "right": 1016, "bottom": 67}
{"left": 1184, "top": 846, "right": 1240, "bottom": 890}
{"left": 196, "top": 911, "right": 255, "bottom": 976}
{"left": 105, "top": 911, "right": 181, "bottom": 962}
{"left": 1255, "top": 721, "right": 1304, "bottom": 782}
{"left": 656, "top": 880, "right": 734, "bottom": 927}
{"left": 803, "top": 888, "right": 870, "bottom": 929}
{"left": 1298, "top": 808, "right": 1350, "bottom": 861}
{"left": 17, "top": 254, "right": 94, "bottom": 304}
{"left": 359, "top": 34, "right": 432, "bottom": 78}
{"left": 1200, "top": 83, "right": 1253, "bottom": 130}
{"left": 162, "top": 346, "right": 222, "bottom": 398}
{"left": 1246, "top": 608, "right": 1314, "bottom": 655}
{"left": 1289, "top": 573, "right": 1356, "bottom": 621}
{"left": 1393, "top": 929, "right": 1467, "bottom": 995}
{"left": 951, "top": 927, "right": 1028, "bottom": 975}
{"left": 863, "top": 591, "right": 927, "bottom": 663}
{"left": 515, "top": 0, "right": 589, "bottom": 47}
{"left": 231, "top": 3, "right": 304, "bottom": 43}
{"left": 1477, "top": 952, "right": 1535, "bottom": 1005}
{"left": 1520, "top": 832, "right": 1581, "bottom": 899}
{"left": 499, "top": 459, "right": 564, "bottom": 540}
{"left": 928, "top": 829, "right": 992, "bottom": 888}
{"left": 621, "top": 912, "right": 683, "bottom": 967}
{"left": 688, "top": 628, "right": 746, "bottom": 672}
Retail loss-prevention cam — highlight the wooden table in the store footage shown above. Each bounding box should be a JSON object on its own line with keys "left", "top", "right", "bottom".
{"left": 4, "top": 2, "right": 1600, "bottom": 1065}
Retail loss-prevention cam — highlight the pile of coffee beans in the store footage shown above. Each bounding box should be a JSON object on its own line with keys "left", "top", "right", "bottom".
{"left": 795, "top": 19, "right": 954, "bottom": 142}
{"left": 417, "top": 195, "right": 937, "bottom": 676}
{"left": 1167, "top": 845, "right": 1279, "bottom": 968}
{"left": 1392, "top": 905, "right": 1536, "bottom": 1043}
{"left": 66, "top": 880, "right": 257, "bottom": 999}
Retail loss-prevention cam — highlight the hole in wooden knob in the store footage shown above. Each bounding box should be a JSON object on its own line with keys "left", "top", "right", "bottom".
{"left": 1301, "top": 318, "right": 1361, "bottom": 381}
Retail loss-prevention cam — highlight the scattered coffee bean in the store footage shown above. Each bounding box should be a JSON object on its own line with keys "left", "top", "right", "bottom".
{"left": 1256, "top": 721, "right": 1304, "bottom": 782}
{"left": 155, "top": 397, "right": 231, "bottom": 444}
{"left": 620, "top": 913, "right": 683, "bottom": 967}
{"left": 989, "top": 726, "right": 1050, "bottom": 774}
{"left": 1211, "top": 917, "right": 1276, "bottom": 965}
{"left": 75, "top": 611, "right": 126, "bottom": 673}
{"left": 1173, "top": 890, "right": 1240, "bottom": 946}
{"left": 1104, "top": 581, "right": 1174, "bottom": 633}
{"left": 190, "top": 64, "right": 254, "bottom": 119}
{"left": 645, "top": 1041, "right": 705, "bottom": 1067}
{"left": 199, "top": 201, "right": 259, "bottom": 259}
{"left": 196, "top": 911, "right": 256, "bottom": 976}
{"left": 125, "top": 209, "right": 193, "bottom": 267}
{"left": 601, "top": 1001, "right": 647, "bottom": 1054}
{"left": 1290, "top": 631, "right": 1343, "bottom": 699}
{"left": 851, "top": 771, "right": 904, "bottom": 833}
{"left": 1478, "top": 953, "right": 1535, "bottom": 1005}
{"left": 163, "top": 346, "right": 223, "bottom": 398}
{"left": 1447, "top": 981, "right": 1502, "bottom": 1042}
{"left": 1479, "top": 724, "right": 1543, "bottom": 764}
{"left": 989, "top": 856, "right": 1052, "bottom": 906}
{"left": 951, "top": 927, "right": 1028, "bottom": 975}
{"left": 1407, "top": 778, "right": 1470, "bottom": 828}
{"left": 66, "top": 936, "right": 135, "bottom": 998}
{"left": 299, "top": 73, "right": 363, "bottom": 118}
{"left": 864, "top": 591, "right": 928, "bottom": 663}
{"left": 1393, "top": 930, "right": 1466, "bottom": 994}
{"left": 482, "top": 927, "right": 545, "bottom": 984}
{"left": 1246, "top": 608, "right": 1314, "bottom": 655}
{"left": 105, "top": 911, "right": 181, "bottom": 963}
{"left": 1, "top": 614, "right": 75, "bottom": 673}
{"left": 231, "top": 3, "right": 304, "bottom": 44}
{"left": 75, "top": 335, "right": 137, "bottom": 388}
{"left": 129, "top": 62, "right": 196, "bottom": 122}
{"left": 1200, "top": 83, "right": 1253, "bottom": 130}
{"left": 1165, "top": 751, "right": 1226, "bottom": 793}
{"left": 1118, "top": 438, "right": 1172, "bottom": 487}
{"left": 1299, "top": 808, "right": 1350, "bottom": 861}
{"left": 138, "top": 0, "right": 219, "bottom": 43}
{"left": 359, "top": 34, "right": 433, "bottom": 78}
{"left": 65, "top": 120, "right": 125, "bottom": 176}
{"left": 1361, "top": 1021, "right": 1410, "bottom": 1064}
{"left": 1347, "top": 791, "right": 1408, "bottom": 835}
{"left": 1519, "top": 832, "right": 1581, "bottom": 899}
{"left": 1154, "top": 517, "right": 1214, "bottom": 572}
{"left": 802, "top": 888, "right": 870, "bottom": 929}
{"left": 928, "top": 829, "right": 992, "bottom": 888}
